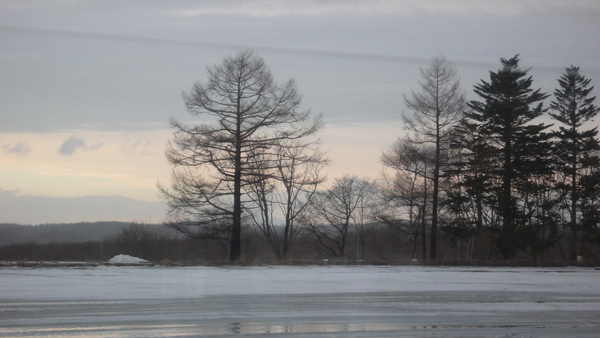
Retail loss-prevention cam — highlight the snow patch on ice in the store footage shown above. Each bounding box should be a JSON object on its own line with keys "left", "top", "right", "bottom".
{"left": 108, "top": 254, "right": 149, "bottom": 264}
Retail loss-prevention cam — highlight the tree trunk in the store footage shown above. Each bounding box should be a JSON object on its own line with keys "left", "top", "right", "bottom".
{"left": 569, "top": 154, "right": 578, "bottom": 261}
{"left": 430, "top": 122, "right": 440, "bottom": 261}
{"left": 230, "top": 102, "right": 243, "bottom": 262}
{"left": 421, "top": 174, "right": 428, "bottom": 261}
{"left": 500, "top": 128, "right": 513, "bottom": 260}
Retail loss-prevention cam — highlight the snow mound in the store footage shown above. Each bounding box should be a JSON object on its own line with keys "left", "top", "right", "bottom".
{"left": 108, "top": 254, "right": 149, "bottom": 264}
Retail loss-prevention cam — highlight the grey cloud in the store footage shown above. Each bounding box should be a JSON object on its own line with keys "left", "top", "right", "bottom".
{"left": 120, "top": 138, "right": 143, "bottom": 154}
{"left": 120, "top": 139, "right": 160, "bottom": 156}
{"left": 3, "top": 141, "right": 30, "bottom": 155}
{"left": 58, "top": 136, "right": 86, "bottom": 156}
{"left": 86, "top": 141, "right": 104, "bottom": 152}
{"left": 58, "top": 136, "right": 104, "bottom": 155}
{"left": 0, "top": 2, "right": 599, "bottom": 135}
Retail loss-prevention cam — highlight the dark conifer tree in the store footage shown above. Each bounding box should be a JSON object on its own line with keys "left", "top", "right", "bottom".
{"left": 443, "top": 116, "right": 495, "bottom": 259}
{"left": 463, "top": 55, "right": 551, "bottom": 260}
{"left": 550, "top": 66, "right": 600, "bottom": 261}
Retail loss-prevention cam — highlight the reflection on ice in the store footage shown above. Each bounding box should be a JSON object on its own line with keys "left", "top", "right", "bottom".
{"left": 223, "top": 322, "right": 527, "bottom": 335}
{"left": 0, "top": 321, "right": 534, "bottom": 337}
{"left": 229, "top": 322, "right": 241, "bottom": 334}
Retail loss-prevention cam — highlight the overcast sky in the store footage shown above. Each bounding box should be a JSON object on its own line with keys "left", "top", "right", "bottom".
{"left": 1, "top": 0, "right": 599, "bottom": 224}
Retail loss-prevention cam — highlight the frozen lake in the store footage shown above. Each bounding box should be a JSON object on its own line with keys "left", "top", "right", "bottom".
{"left": 1, "top": 265, "right": 599, "bottom": 337}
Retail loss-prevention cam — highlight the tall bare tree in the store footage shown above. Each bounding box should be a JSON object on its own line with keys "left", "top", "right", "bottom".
{"left": 402, "top": 55, "right": 466, "bottom": 260}
{"left": 159, "top": 50, "right": 322, "bottom": 261}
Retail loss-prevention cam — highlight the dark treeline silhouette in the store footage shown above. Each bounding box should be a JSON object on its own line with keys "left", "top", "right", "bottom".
{"left": 154, "top": 52, "right": 600, "bottom": 263}
{"left": 385, "top": 55, "right": 600, "bottom": 262}
{"left": 3, "top": 53, "right": 599, "bottom": 264}
{"left": 0, "top": 221, "right": 593, "bottom": 263}
{"left": 0, "top": 222, "right": 130, "bottom": 245}
{"left": 0, "top": 223, "right": 192, "bottom": 262}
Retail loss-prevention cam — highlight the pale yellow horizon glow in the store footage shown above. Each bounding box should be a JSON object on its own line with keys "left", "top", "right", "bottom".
{"left": 0, "top": 130, "right": 171, "bottom": 201}
{"left": 0, "top": 119, "right": 405, "bottom": 201}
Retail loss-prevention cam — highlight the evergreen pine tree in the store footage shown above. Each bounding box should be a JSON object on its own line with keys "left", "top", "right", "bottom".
{"left": 444, "top": 116, "right": 496, "bottom": 259}
{"left": 550, "top": 66, "right": 600, "bottom": 261}
{"left": 464, "top": 55, "right": 551, "bottom": 260}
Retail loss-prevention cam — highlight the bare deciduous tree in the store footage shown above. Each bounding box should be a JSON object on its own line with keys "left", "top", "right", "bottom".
{"left": 302, "top": 175, "right": 378, "bottom": 258}
{"left": 158, "top": 50, "right": 323, "bottom": 261}
{"left": 402, "top": 55, "right": 466, "bottom": 260}
{"left": 245, "top": 141, "right": 328, "bottom": 260}
{"left": 380, "top": 136, "right": 434, "bottom": 260}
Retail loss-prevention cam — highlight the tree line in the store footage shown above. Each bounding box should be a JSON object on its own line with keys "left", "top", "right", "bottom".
{"left": 159, "top": 50, "right": 600, "bottom": 263}
{"left": 0, "top": 222, "right": 129, "bottom": 245}
{"left": 1, "top": 219, "right": 596, "bottom": 264}
{"left": 382, "top": 55, "right": 600, "bottom": 262}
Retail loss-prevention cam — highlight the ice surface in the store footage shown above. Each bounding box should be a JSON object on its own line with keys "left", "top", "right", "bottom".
{"left": 1, "top": 265, "right": 598, "bottom": 300}
{"left": 1, "top": 265, "right": 599, "bottom": 337}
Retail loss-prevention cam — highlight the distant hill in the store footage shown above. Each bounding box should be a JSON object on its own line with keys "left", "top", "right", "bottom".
{"left": 0, "top": 221, "right": 133, "bottom": 245}
{"left": 0, "top": 190, "right": 165, "bottom": 225}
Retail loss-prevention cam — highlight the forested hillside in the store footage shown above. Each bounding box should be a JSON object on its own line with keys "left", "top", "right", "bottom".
{"left": 0, "top": 222, "right": 131, "bottom": 245}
